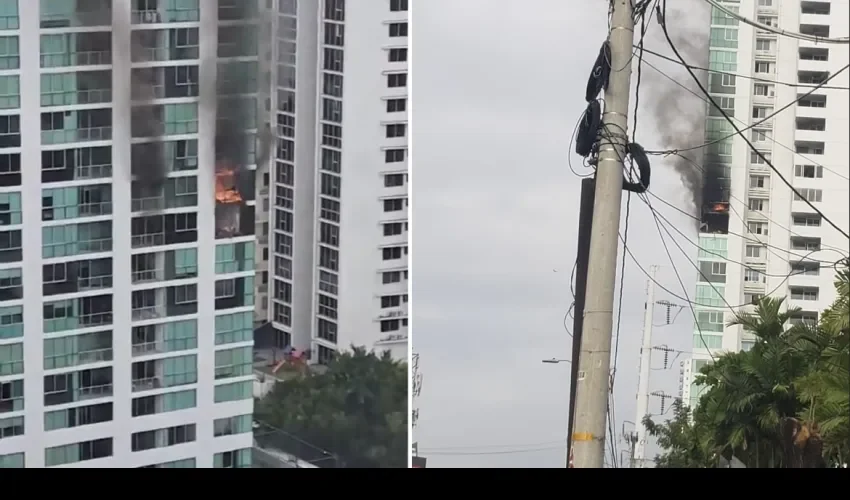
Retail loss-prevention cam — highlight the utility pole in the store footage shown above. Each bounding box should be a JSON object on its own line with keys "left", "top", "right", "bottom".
{"left": 633, "top": 266, "right": 657, "bottom": 468}
{"left": 572, "top": 0, "right": 637, "bottom": 468}
{"left": 567, "top": 177, "right": 595, "bottom": 468}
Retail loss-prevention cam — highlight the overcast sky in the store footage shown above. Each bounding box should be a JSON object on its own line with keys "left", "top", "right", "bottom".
{"left": 411, "top": 0, "right": 709, "bottom": 468}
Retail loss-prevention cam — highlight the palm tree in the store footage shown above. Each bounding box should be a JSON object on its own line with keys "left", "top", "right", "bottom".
{"left": 791, "top": 262, "right": 850, "bottom": 466}
{"left": 694, "top": 297, "right": 807, "bottom": 467}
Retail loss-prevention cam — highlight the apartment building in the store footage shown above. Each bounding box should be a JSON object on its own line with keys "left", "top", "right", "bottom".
{"left": 0, "top": 0, "right": 258, "bottom": 468}
{"left": 688, "top": 0, "right": 849, "bottom": 405}
{"left": 256, "top": 0, "right": 410, "bottom": 364}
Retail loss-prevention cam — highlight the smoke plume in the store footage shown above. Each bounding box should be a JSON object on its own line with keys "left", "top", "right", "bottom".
{"left": 641, "top": 1, "right": 711, "bottom": 216}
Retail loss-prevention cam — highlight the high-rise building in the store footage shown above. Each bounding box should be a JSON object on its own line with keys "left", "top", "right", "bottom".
{"left": 0, "top": 0, "right": 258, "bottom": 468}
{"left": 256, "top": 0, "right": 410, "bottom": 364}
{"left": 688, "top": 0, "right": 849, "bottom": 402}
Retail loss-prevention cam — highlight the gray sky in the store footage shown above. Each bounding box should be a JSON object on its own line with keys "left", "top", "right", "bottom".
{"left": 411, "top": 0, "right": 708, "bottom": 468}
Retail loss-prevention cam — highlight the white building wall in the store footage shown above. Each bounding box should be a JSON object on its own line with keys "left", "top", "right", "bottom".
{"left": 0, "top": 0, "right": 254, "bottom": 469}
{"left": 691, "top": 0, "right": 849, "bottom": 387}
{"left": 265, "top": 0, "right": 409, "bottom": 363}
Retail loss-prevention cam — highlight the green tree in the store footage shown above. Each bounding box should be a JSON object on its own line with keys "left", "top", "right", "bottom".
{"left": 791, "top": 262, "right": 850, "bottom": 465}
{"left": 651, "top": 262, "right": 850, "bottom": 468}
{"left": 254, "top": 347, "right": 408, "bottom": 468}
{"left": 693, "top": 297, "right": 807, "bottom": 468}
{"left": 642, "top": 399, "right": 715, "bottom": 468}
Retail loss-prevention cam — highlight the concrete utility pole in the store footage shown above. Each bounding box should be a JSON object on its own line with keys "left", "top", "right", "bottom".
{"left": 572, "top": 0, "right": 637, "bottom": 468}
{"left": 633, "top": 266, "right": 657, "bottom": 468}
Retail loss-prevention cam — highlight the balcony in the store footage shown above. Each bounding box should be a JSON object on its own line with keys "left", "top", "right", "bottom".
{"left": 42, "top": 221, "right": 113, "bottom": 259}
{"left": 40, "top": 1, "right": 112, "bottom": 28}
{"left": 795, "top": 140, "right": 824, "bottom": 156}
{"left": 131, "top": 285, "right": 199, "bottom": 321}
{"left": 41, "top": 70, "right": 113, "bottom": 108}
{"left": 41, "top": 109, "right": 112, "bottom": 145}
{"left": 131, "top": 103, "right": 199, "bottom": 138}
{"left": 131, "top": 355, "right": 198, "bottom": 392}
{"left": 215, "top": 242, "right": 255, "bottom": 274}
{"left": 0, "top": 268, "right": 21, "bottom": 302}
{"left": 44, "top": 330, "right": 113, "bottom": 371}
{"left": 43, "top": 257, "right": 113, "bottom": 296}
{"left": 790, "top": 236, "right": 821, "bottom": 254}
{"left": 131, "top": 177, "right": 199, "bottom": 213}
{"left": 131, "top": 139, "right": 199, "bottom": 178}
{"left": 132, "top": 0, "right": 200, "bottom": 24}
{"left": 799, "top": 24, "right": 830, "bottom": 39}
{"left": 40, "top": 32, "right": 112, "bottom": 68}
{"left": 42, "top": 184, "right": 113, "bottom": 222}
{"left": 131, "top": 248, "right": 198, "bottom": 285}
{"left": 215, "top": 277, "right": 254, "bottom": 311}
{"left": 789, "top": 286, "right": 819, "bottom": 302}
{"left": 42, "top": 146, "right": 113, "bottom": 184}
{"left": 131, "top": 320, "right": 198, "bottom": 357}
{"left": 43, "top": 294, "right": 114, "bottom": 334}
{"left": 131, "top": 28, "right": 200, "bottom": 63}
{"left": 43, "top": 367, "right": 113, "bottom": 407}
{"left": 218, "top": 26, "right": 259, "bottom": 58}
{"left": 131, "top": 213, "right": 198, "bottom": 249}
{"left": 0, "top": 229, "right": 22, "bottom": 264}
{"left": 798, "top": 70, "right": 830, "bottom": 87}
{"left": 131, "top": 66, "right": 199, "bottom": 100}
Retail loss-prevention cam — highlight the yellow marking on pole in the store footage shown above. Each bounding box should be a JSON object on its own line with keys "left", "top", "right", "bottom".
{"left": 572, "top": 432, "right": 594, "bottom": 442}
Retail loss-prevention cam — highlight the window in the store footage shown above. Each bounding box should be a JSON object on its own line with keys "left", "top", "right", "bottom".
{"left": 794, "top": 188, "right": 822, "bottom": 203}
{"left": 388, "top": 22, "right": 408, "bottom": 37}
{"left": 749, "top": 175, "right": 768, "bottom": 189}
{"left": 757, "top": 0, "right": 773, "bottom": 6}
{"left": 45, "top": 438, "right": 113, "bottom": 466}
{"left": 753, "top": 83, "right": 773, "bottom": 96}
{"left": 390, "top": 0, "right": 408, "bottom": 11}
{"left": 794, "top": 164, "right": 823, "bottom": 178}
{"left": 387, "top": 73, "right": 407, "bottom": 88}
{"left": 384, "top": 222, "right": 403, "bottom": 236}
{"left": 384, "top": 173, "right": 404, "bottom": 187}
{"left": 744, "top": 269, "right": 764, "bottom": 283}
{"left": 749, "top": 151, "right": 771, "bottom": 164}
{"left": 755, "top": 39, "right": 774, "bottom": 52}
{"left": 751, "top": 129, "right": 771, "bottom": 142}
{"left": 792, "top": 214, "right": 821, "bottom": 227}
{"left": 385, "top": 149, "right": 406, "bottom": 163}
{"left": 745, "top": 245, "right": 763, "bottom": 258}
{"left": 697, "top": 311, "right": 725, "bottom": 333}
{"left": 756, "top": 16, "right": 776, "bottom": 27}
{"left": 382, "top": 246, "right": 404, "bottom": 261}
{"left": 386, "top": 123, "right": 406, "bottom": 138}
{"left": 748, "top": 198, "right": 767, "bottom": 211}
{"left": 752, "top": 106, "right": 772, "bottom": 119}
{"left": 748, "top": 221, "right": 768, "bottom": 236}
{"left": 790, "top": 288, "right": 818, "bottom": 301}
{"left": 318, "top": 294, "right": 337, "bottom": 319}
{"left": 383, "top": 198, "right": 404, "bottom": 212}
{"left": 388, "top": 48, "right": 407, "bottom": 62}
{"left": 386, "top": 98, "right": 406, "bottom": 113}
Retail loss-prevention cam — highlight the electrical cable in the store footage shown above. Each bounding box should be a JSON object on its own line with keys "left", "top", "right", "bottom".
{"left": 703, "top": 0, "right": 850, "bottom": 44}
{"left": 636, "top": 45, "right": 850, "bottom": 91}
{"left": 576, "top": 100, "right": 602, "bottom": 157}
{"left": 637, "top": 56, "right": 850, "bottom": 182}
{"left": 656, "top": 1, "right": 850, "bottom": 240}
{"left": 653, "top": 151, "right": 850, "bottom": 257}
{"left": 585, "top": 41, "right": 612, "bottom": 102}
{"left": 645, "top": 63, "right": 850, "bottom": 155}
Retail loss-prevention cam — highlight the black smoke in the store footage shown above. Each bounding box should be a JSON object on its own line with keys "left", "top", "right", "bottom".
{"left": 642, "top": 0, "right": 710, "bottom": 217}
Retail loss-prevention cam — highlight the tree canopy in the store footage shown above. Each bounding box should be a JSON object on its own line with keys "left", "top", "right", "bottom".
{"left": 254, "top": 347, "right": 408, "bottom": 468}
{"left": 645, "top": 261, "right": 849, "bottom": 468}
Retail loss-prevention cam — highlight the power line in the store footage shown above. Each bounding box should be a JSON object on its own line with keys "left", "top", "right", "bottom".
{"left": 637, "top": 56, "right": 849, "bottom": 182}
{"left": 703, "top": 0, "right": 850, "bottom": 44}
{"left": 646, "top": 64, "right": 850, "bottom": 155}
{"left": 636, "top": 45, "right": 850, "bottom": 91}
{"left": 655, "top": 2, "right": 850, "bottom": 240}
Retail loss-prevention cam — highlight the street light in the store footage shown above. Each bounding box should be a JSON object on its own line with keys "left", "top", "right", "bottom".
{"left": 541, "top": 358, "right": 572, "bottom": 364}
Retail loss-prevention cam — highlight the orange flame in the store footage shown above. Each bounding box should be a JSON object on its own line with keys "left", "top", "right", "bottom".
{"left": 711, "top": 202, "right": 729, "bottom": 213}
{"left": 215, "top": 166, "right": 242, "bottom": 204}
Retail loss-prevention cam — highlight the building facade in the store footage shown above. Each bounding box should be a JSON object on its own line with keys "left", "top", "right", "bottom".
{"left": 0, "top": 0, "right": 257, "bottom": 469}
{"left": 258, "top": 0, "right": 410, "bottom": 363}
{"left": 689, "top": 0, "right": 849, "bottom": 403}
